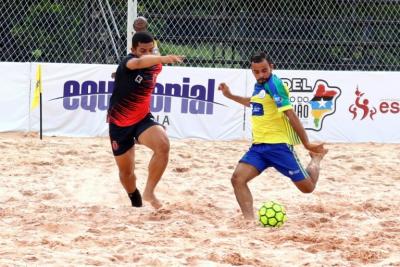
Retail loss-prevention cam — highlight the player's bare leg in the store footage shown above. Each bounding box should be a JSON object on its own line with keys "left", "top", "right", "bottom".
{"left": 231, "top": 163, "right": 259, "bottom": 220}
{"left": 138, "top": 125, "right": 170, "bottom": 209}
{"left": 114, "top": 147, "right": 142, "bottom": 207}
{"left": 294, "top": 149, "right": 328, "bottom": 193}
{"left": 307, "top": 149, "right": 328, "bottom": 184}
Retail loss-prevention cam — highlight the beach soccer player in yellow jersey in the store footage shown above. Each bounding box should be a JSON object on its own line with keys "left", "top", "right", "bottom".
{"left": 218, "top": 52, "right": 328, "bottom": 220}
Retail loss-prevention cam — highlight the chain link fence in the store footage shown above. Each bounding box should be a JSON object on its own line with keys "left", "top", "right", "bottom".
{"left": 1, "top": 0, "right": 399, "bottom": 70}
{"left": 0, "top": 0, "right": 127, "bottom": 64}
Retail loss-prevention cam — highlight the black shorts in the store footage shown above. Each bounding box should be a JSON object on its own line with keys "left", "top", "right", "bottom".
{"left": 109, "top": 113, "right": 161, "bottom": 156}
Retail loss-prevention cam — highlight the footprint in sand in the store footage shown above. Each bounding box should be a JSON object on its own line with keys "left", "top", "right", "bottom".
{"left": 25, "top": 256, "right": 39, "bottom": 262}
{"left": 186, "top": 256, "right": 201, "bottom": 265}
{"left": 59, "top": 150, "right": 79, "bottom": 156}
{"left": 351, "top": 165, "right": 365, "bottom": 171}
{"left": 87, "top": 227, "right": 101, "bottom": 234}
{"left": 173, "top": 167, "right": 190, "bottom": 173}
{"left": 146, "top": 208, "right": 172, "bottom": 221}
{"left": 178, "top": 153, "right": 191, "bottom": 159}
{"left": 182, "top": 189, "right": 194, "bottom": 196}
{"left": 305, "top": 204, "right": 325, "bottom": 213}
{"left": 110, "top": 254, "right": 125, "bottom": 262}
{"left": 41, "top": 192, "right": 59, "bottom": 200}
{"left": 19, "top": 190, "right": 34, "bottom": 196}
{"left": 222, "top": 252, "right": 251, "bottom": 266}
{"left": 331, "top": 155, "right": 348, "bottom": 160}
{"left": 343, "top": 249, "right": 385, "bottom": 264}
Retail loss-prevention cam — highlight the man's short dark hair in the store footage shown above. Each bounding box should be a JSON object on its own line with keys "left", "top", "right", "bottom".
{"left": 132, "top": 31, "right": 154, "bottom": 48}
{"left": 250, "top": 52, "right": 273, "bottom": 64}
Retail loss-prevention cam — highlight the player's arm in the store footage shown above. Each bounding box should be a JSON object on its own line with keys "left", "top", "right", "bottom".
{"left": 272, "top": 77, "right": 325, "bottom": 154}
{"left": 126, "top": 55, "right": 184, "bottom": 70}
{"left": 218, "top": 83, "right": 251, "bottom": 107}
{"left": 284, "top": 109, "right": 325, "bottom": 153}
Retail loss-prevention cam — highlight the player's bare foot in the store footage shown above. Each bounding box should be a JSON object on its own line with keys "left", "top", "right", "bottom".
{"left": 143, "top": 193, "right": 162, "bottom": 209}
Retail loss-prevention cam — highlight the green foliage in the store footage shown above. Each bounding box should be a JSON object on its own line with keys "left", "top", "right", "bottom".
{"left": 11, "top": 0, "right": 85, "bottom": 62}
{"left": 1, "top": 0, "right": 399, "bottom": 69}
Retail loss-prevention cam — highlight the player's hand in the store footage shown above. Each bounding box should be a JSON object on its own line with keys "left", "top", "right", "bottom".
{"left": 162, "top": 55, "right": 185, "bottom": 64}
{"left": 304, "top": 143, "right": 327, "bottom": 154}
{"left": 218, "top": 83, "right": 232, "bottom": 98}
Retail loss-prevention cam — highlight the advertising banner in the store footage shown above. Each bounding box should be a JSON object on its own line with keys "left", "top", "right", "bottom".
{"left": 151, "top": 66, "right": 246, "bottom": 140}
{"left": 1, "top": 62, "right": 398, "bottom": 143}
{"left": 0, "top": 62, "right": 31, "bottom": 132}
{"left": 29, "top": 64, "right": 247, "bottom": 140}
{"left": 245, "top": 70, "right": 399, "bottom": 143}
{"left": 29, "top": 63, "right": 116, "bottom": 137}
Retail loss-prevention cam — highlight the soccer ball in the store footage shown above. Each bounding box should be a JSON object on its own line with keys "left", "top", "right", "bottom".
{"left": 258, "top": 201, "right": 287, "bottom": 227}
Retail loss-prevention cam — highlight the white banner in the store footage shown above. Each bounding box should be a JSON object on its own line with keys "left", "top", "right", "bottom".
{"left": 30, "top": 63, "right": 116, "bottom": 137}
{"left": 1, "top": 62, "right": 399, "bottom": 143}
{"left": 153, "top": 66, "right": 246, "bottom": 140}
{"left": 245, "top": 70, "right": 400, "bottom": 143}
{"left": 28, "top": 63, "right": 246, "bottom": 140}
{"left": 0, "top": 62, "right": 31, "bottom": 132}
{"left": 315, "top": 71, "right": 399, "bottom": 143}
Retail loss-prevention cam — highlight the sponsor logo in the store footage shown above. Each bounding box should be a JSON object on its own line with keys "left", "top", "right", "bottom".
{"left": 251, "top": 102, "right": 264, "bottom": 116}
{"left": 281, "top": 78, "right": 341, "bottom": 131}
{"left": 273, "top": 95, "right": 282, "bottom": 104}
{"left": 50, "top": 78, "right": 225, "bottom": 115}
{"left": 288, "top": 169, "right": 300, "bottom": 175}
{"left": 349, "top": 86, "right": 399, "bottom": 120}
{"left": 349, "top": 87, "right": 377, "bottom": 120}
{"left": 51, "top": 80, "right": 113, "bottom": 112}
{"left": 134, "top": 75, "right": 143, "bottom": 84}
{"left": 151, "top": 77, "right": 224, "bottom": 115}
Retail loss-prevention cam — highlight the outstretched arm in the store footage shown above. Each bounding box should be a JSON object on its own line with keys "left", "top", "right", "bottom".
{"left": 218, "top": 83, "right": 251, "bottom": 107}
{"left": 126, "top": 55, "right": 184, "bottom": 70}
{"left": 284, "top": 109, "right": 326, "bottom": 154}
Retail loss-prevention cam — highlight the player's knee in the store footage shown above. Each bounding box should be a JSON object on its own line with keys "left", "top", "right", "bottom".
{"left": 119, "top": 169, "right": 135, "bottom": 180}
{"left": 295, "top": 178, "right": 316, "bottom": 193}
{"left": 301, "top": 188, "right": 314, "bottom": 194}
{"left": 299, "top": 184, "right": 315, "bottom": 194}
{"left": 155, "top": 139, "right": 170, "bottom": 155}
{"left": 231, "top": 173, "right": 245, "bottom": 187}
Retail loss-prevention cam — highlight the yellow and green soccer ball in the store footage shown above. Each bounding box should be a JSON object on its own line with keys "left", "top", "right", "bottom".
{"left": 258, "top": 201, "right": 287, "bottom": 227}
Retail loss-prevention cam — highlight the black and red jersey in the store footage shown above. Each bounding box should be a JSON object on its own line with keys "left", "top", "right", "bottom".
{"left": 108, "top": 54, "right": 162, "bottom": 126}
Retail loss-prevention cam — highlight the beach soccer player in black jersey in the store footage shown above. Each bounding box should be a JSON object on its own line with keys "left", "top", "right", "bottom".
{"left": 108, "top": 31, "right": 184, "bottom": 208}
{"left": 111, "top": 16, "right": 158, "bottom": 79}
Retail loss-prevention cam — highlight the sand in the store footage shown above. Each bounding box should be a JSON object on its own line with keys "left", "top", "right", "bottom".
{"left": 0, "top": 132, "right": 399, "bottom": 267}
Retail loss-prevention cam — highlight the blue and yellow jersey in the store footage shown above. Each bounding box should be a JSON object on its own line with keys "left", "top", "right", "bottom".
{"left": 250, "top": 74, "right": 301, "bottom": 145}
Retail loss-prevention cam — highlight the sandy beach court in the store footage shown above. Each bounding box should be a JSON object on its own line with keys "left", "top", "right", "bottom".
{"left": 0, "top": 132, "right": 399, "bottom": 266}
